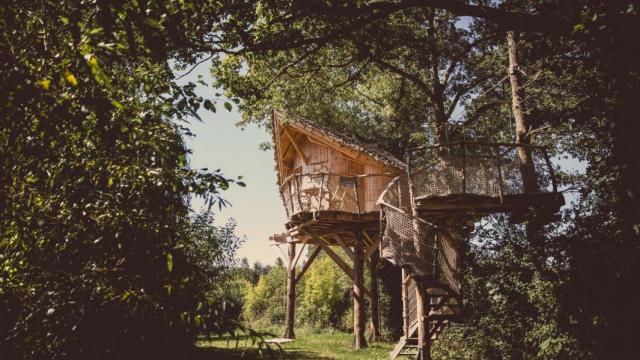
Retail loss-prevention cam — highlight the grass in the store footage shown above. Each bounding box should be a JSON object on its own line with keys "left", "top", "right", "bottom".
{"left": 195, "top": 327, "right": 395, "bottom": 359}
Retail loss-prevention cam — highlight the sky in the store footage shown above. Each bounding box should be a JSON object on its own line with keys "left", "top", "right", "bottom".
{"left": 178, "top": 61, "right": 287, "bottom": 266}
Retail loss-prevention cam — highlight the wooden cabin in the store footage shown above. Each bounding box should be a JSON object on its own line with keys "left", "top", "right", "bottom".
{"left": 272, "top": 110, "right": 405, "bottom": 245}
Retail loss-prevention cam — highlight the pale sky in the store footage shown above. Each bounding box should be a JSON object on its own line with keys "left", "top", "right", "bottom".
{"left": 178, "top": 60, "right": 287, "bottom": 266}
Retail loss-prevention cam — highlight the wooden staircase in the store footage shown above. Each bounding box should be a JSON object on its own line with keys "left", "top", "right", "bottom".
{"left": 390, "top": 318, "right": 451, "bottom": 359}
{"left": 390, "top": 275, "right": 459, "bottom": 359}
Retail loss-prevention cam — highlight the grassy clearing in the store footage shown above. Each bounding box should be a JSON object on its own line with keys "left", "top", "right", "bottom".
{"left": 195, "top": 327, "right": 395, "bottom": 359}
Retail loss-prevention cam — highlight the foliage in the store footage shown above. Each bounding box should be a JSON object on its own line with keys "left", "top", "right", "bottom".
{"left": 298, "top": 255, "right": 351, "bottom": 329}
{"left": 0, "top": 1, "right": 243, "bottom": 359}
{"left": 243, "top": 264, "right": 287, "bottom": 327}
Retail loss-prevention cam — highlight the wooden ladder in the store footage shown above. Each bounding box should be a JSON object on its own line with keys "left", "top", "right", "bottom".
{"left": 390, "top": 321, "right": 419, "bottom": 359}
{"left": 390, "top": 335, "right": 420, "bottom": 359}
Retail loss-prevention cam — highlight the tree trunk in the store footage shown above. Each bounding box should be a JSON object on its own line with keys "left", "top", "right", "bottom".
{"left": 369, "top": 248, "right": 380, "bottom": 342}
{"left": 283, "top": 242, "right": 296, "bottom": 339}
{"left": 353, "top": 231, "right": 367, "bottom": 349}
{"left": 427, "top": 9, "right": 448, "bottom": 145}
{"left": 507, "top": 30, "right": 539, "bottom": 193}
{"left": 507, "top": 31, "right": 547, "bottom": 274}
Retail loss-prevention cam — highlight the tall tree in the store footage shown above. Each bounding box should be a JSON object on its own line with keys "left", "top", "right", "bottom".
{"left": 0, "top": 1, "right": 244, "bottom": 359}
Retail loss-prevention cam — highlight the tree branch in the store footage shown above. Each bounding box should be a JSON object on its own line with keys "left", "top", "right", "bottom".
{"left": 446, "top": 75, "right": 492, "bottom": 119}
{"left": 370, "top": 58, "right": 434, "bottom": 99}
{"left": 301, "top": 0, "right": 568, "bottom": 34}
{"left": 457, "top": 99, "right": 509, "bottom": 127}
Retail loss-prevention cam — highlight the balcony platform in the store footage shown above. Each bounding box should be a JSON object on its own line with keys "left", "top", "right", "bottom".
{"left": 414, "top": 192, "right": 565, "bottom": 217}
{"left": 285, "top": 210, "right": 380, "bottom": 247}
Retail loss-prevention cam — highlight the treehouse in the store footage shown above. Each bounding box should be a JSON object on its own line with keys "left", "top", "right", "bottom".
{"left": 271, "top": 110, "right": 405, "bottom": 346}
{"left": 378, "top": 141, "right": 564, "bottom": 359}
{"left": 272, "top": 110, "right": 405, "bottom": 243}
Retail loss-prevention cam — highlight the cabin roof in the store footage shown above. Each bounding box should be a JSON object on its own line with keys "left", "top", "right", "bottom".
{"left": 272, "top": 110, "right": 406, "bottom": 180}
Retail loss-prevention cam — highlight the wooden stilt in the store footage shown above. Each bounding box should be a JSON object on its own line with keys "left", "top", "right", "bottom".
{"left": 369, "top": 248, "right": 380, "bottom": 343}
{"left": 402, "top": 268, "right": 410, "bottom": 338}
{"left": 284, "top": 242, "right": 296, "bottom": 339}
{"left": 415, "top": 280, "right": 431, "bottom": 360}
{"left": 353, "top": 231, "right": 367, "bottom": 350}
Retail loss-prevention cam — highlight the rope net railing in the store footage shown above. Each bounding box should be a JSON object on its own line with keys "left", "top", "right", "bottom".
{"left": 406, "top": 142, "right": 557, "bottom": 200}
{"left": 378, "top": 176, "right": 461, "bottom": 293}
{"left": 280, "top": 173, "right": 393, "bottom": 217}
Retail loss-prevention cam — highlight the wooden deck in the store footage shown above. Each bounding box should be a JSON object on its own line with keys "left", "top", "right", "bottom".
{"left": 414, "top": 192, "right": 565, "bottom": 217}
{"left": 285, "top": 210, "right": 380, "bottom": 247}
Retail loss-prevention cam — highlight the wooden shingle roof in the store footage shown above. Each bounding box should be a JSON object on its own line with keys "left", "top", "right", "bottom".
{"left": 272, "top": 110, "right": 406, "bottom": 180}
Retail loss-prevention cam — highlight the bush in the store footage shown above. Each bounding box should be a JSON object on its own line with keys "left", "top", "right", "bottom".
{"left": 243, "top": 265, "right": 287, "bottom": 327}
{"left": 298, "top": 255, "right": 350, "bottom": 329}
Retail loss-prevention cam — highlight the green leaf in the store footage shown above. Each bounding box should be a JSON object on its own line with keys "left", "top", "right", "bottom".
{"left": 63, "top": 70, "right": 78, "bottom": 87}
{"left": 224, "top": 102, "right": 232, "bottom": 111}
{"left": 111, "top": 100, "right": 124, "bottom": 110}
{"left": 166, "top": 252, "right": 173, "bottom": 272}
{"left": 36, "top": 79, "right": 51, "bottom": 90}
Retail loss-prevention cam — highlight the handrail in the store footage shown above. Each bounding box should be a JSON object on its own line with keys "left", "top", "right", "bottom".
{"left": 403, "top": 142, "right": 557, "bottom": 197}
{"left": 279, "top": 172, "right": 396, "bottom": 189}
{"left": 405, "top": 141, "right": 547, "bottom": 153}
{"left": 279, "top": 172, "right": 394, "bottom": 215}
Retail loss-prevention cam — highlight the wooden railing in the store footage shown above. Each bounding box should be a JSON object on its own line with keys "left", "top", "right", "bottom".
{"left": 405, "top": 142, "right": 557, "bottom": 201}
{"left": 279, "top": 172, "right": 393, "bottom": 217}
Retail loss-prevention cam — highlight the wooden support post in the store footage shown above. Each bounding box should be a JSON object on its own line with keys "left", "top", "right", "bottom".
{"left": 284, "top": 242, "right": 296, "bottom": 339}
{"left": 402, "top": 268, "right": 410, "bottom": 338}
{"left": 461, "top": 143, "right": 467, "bottom": 194}
{"left": 318, "top": 173, "right": 325, "bottom": 210}
{"left": 415, "top": 281, "right": 432, "bottom": 360}
{"left": 295, "top": 175, "right": 304, "bottom": 212}
{"left": 369, "top": 248, "right": 380, "bottom": 343}
{"left": 353, "top": 176, "right": 361, "bottom": 216}
{"left": 353, "top": 231, "right": 367, "bottom": 349}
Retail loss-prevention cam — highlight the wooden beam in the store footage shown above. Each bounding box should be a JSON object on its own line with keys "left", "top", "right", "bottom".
{"left": 284, "top": 127, "right": 307, "bottom": 165}
{"left": 295, "top": 245, "right": 321, "bottom": 284}
{"left": 282, "top": 140, "right": 294, "bottom": 160}
{"left": 306, "top": 135, "right": 366, "bottom": 165}
{"left": 364, "top": 235, "right": 380, "bottom": 260}
{"left": 333, "top": 234, "right": 355, "bottom": 262}
{"left": 361, "top": 230, "right": 374, "bottom": 247}
{"left": 292, "top": 242, "right": 307, "bottom": 269}
{"left": 309, "top": 233, "right": 372, "bottom": 299}
{"left": 274, "top": 243, "right": 289, "bottom": 263}
{"left": 317, "top": 240, "right": 354, "bottom": 279}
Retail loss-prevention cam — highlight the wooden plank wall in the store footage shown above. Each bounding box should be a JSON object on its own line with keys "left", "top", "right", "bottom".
{"left": 282, "top": 127, "right": 393, "bottom": 214}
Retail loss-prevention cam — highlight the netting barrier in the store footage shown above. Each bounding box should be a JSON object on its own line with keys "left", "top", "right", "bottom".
{"left": 407, "top": 142, "right": 557, "bottom": 200}
{"left": 378, "top": 176, "right": 462, "bottom": 293}
{"left": 378, "top": 143, "right": 558, "bottom": 294}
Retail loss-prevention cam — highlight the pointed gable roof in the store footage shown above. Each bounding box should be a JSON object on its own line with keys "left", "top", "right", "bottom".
{"left": 272, "top": 110, "right": 406, "bottom": 183}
